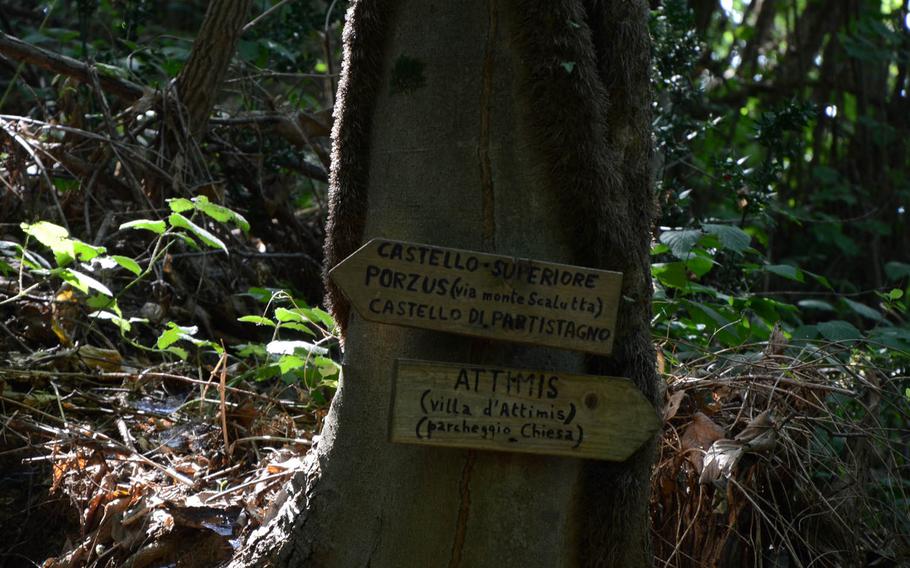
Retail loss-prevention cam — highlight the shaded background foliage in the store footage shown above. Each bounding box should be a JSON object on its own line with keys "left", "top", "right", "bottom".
{"left": 0, "top": 0, "right": 907, "bottom": 566}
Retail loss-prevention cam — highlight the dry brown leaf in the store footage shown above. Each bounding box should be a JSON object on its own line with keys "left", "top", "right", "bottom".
{"left": 78, "top": 345, "right": 123, "bottom": 372}
{"left": 664, "top": 390, "right": 686, "bottom": 421}
{"left": 681, "top": 412, "right": 726, "bottom": 473}
{"left": 735, "top": 410, "right": 777, "bottom": 452}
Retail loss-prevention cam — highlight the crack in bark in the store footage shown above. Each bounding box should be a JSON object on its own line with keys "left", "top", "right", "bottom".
{"left": 448, "top": 450, "right": 477, "bottom": 568}
{"left": 479, "top": 0, "right": 497, "bottom": 251}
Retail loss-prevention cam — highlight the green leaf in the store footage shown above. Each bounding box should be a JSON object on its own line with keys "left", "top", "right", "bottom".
{"left": 193, "top": 196, "right": 250, "bottom": 233}
{"left": 280, "top": 322, "right": 317, "bottom": 336}
{"left": 237, "top": 315, "right": 276, "bottom": 327}
{"left": 651, "top": 243, "right": 670, "bottom": 255}
{"left": 166, "top": 346, "right": 189, "bottom": 360}
{"left": 119, "top": 219, "right": 167, "bottom": 234}
{"left": 278, "top": 354, "right": 306, "bottom": 374}
{"left": 89, "top": 310, "right": 132, "bottom": 333}
{"left": 791, "top": 325, "right": 819, "bottom": 341}
{"left": 702, "top": 223, "right": 751, "bottom": 253}
{"left": 685, "top": 249, "right": 715, "bottom": 278}
{"left": 652, "top": 262, "right": 689, "bottom": 289}
{"left": 235, "top": 343, "right": 268, "bottom": 358}
{"left": 156, "top": 322, "right": 199, "bottom": 350}
{"left": 817, "top": 320, "right": 863, "bottom": 343}
{"left": 167, "top": 198, "right": 194, "bottom": 213}
{"left": 72, "top": 241, "right": 106, "bottom": 261}
{"left": 885, "top": 261, "right": 910, "bottom": 282}
{"left": 659, "top": 229, "right": 703, "bottom": 259}
{"left": 275, "top": 307, "right": 309, "bottom": 323}
{"left": 86, "top": 295, "right": 121, "bottom": 316}
{"left": 22, "top": 221, "right": 75, "bottom": 265}
{"left": 309, "top": 307, "right": 336, "bottom": 330}
{"left": 168, "top": 213, "right": 228, "bottom": 254}
{"left": 111, "top": 255, "right": 142, "bottom": 276}
{"left": 764, "top": 264, "right": 805, "bottom": 283}
{"left": 243, "top": 287, "right": 279, "bottom": 303}
{"left": 888, "top": 289, "right": 904, "bottom": 300}
{"left": 842, "top": 298, "right": 883, "bottom": 322}
{"left": 797, "top": 299, "right": 835, "bottom": 311}
{"left": 56, "top": 268, "right": 113, "bottom": 296}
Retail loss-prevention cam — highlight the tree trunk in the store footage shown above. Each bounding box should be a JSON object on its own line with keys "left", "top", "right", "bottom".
{"left": 175, "top": 0, "right": 253, "bottom": 139}
{"left": 234, "top": 1, "right": 658, "bottom": 566}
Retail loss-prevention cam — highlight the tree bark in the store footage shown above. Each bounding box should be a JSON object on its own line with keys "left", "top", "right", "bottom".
{"left": 234, "top": 1, "right": 658, "bottom": 566}
{"left": 175, "top": 0, "right": 253, "bottom": 139}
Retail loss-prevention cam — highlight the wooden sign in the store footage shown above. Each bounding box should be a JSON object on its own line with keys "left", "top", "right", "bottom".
{"left": 329, "top": 239, "right": 623, "bottom": 355}
{"left": 390, "top": 360, "right": 659, "bottom": 461}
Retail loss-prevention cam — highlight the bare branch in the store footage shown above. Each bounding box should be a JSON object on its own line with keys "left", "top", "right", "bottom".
{"left": 0, "top": 31, "right": 146, "bottom": 102}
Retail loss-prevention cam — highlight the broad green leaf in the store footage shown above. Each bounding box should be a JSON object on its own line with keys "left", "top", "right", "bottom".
{"left": 119, "top": 219, "right": 167, "bottom": 234}
{"left": 57, "top": 268, "right": 113, "bottom": 296}
{"left": 842, "top": 298, "right": 883, "bottom": 322}
{"left": 237, "top": 315, "right": 276, "bottom": 327}
{"left": 685, "top": 249, "right": 715, "bottom": 278}
{"left": 89, "top": 310, "right": 132, "bottom": 333}
{"left": 314, "top": 356, "right": 338, "bottom": 368}
{"left": 111, "top": 255, "right": 142, "bottom": 276}
{"left": 86, "top": 295, "right": 121, "bottom": 316}
{"left": 166, "top": 346, "right": 189, "bottom": 360}
{"left": 280, "top": 322, "right": 317, "bottom": 336}
{"left": 73, "top": 241, "right": 106, "bottom": 261}
{"left": 888, "top": 289, "right": 904, "bottom": 300}
{"left": 22, "top": 221, "right": 75, "bottom": 265}
{"left": 308, "top": 308, "right": 336, "bottom": 330}
{"left": 243, "top": 287, "right": 279, "bottom": 303}
{"left": 650, "top": 243, "right": 671, "bottom": 255}
{"left": 652, "top": 262, "right": 689, "bottom": 289}
{"left": 817, "top": 320, "right": 863, "bottom": 343}
{"left": 885, "top": 261, "right": 910, "bottom": 282}
{"left": 157, "top": 322, "right": 198, "bottom": 350}
{"left": 194, "top": 196, "right": 250, "bottom": 233}
{"left": 659, "top": 229, "right": 703, "bottom": 259}
{"left": 167, "top": 198, "right": 194, "bottom": 213}
{"left": 168, "top": 213, "right": 228, "bottom": 254}
{"left": 275, "top": 307, "right": 307, "bottom": 323}
{"left": 791, "top": 325, "right": 819, "bottom": 341}
{"left": 798, "top": 299, "right": 835, "bottom": 311}
{"left": 278, "top": 354, "right": 306, "bottom": 374}
{"left": 702, "top": 223, "right": 751, "bottom": 253}
{"left": 764, "top": 264, "right": 805, "bottom": 283}
{"left": 236, "top": 343, "right": 268, "bottom": 358}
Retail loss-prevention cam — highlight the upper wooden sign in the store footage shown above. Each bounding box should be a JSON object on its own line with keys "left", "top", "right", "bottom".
{"left": 329, "top": 239, "right": 623, "bottom": 355}
{"left": 390, "top": 360, "right": 659, "bottom": 461}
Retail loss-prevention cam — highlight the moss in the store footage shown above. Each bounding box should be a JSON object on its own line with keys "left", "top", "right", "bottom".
{"left": 389, "top": 54, "right": 425, "bottom": 94}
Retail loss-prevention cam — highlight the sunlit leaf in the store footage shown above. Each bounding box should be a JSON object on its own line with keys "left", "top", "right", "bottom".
{"left": 168, "top": 213, "right": 228, "bottom": 254}
{"left": 119, "top": 219, "right": 167, "bottom": 234}
{"left": 111, "top": 255, "right": 142, "bottom": 276}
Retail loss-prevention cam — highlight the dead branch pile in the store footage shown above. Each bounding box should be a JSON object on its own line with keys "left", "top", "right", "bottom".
{"left": 652, "top": 339, "right": 910, "bottom": 567}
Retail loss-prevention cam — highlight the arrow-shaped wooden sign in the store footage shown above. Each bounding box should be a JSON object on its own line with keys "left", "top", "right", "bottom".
{"left": 329, "top": 239, "right": 623, "bottom": 355}
{"left": 390, "top": 360, "right": 659, "bottom": 461}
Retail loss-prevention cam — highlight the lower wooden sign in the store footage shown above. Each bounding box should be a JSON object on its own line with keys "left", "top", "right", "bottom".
{"left": 390, "top": 359, "right": 659, "bottom": 461}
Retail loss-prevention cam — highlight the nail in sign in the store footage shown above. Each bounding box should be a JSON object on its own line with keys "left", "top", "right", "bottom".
{"left": 329, "top": 239, "right": 623, "bottom": 355}
{"left": 391, "top": 360, "right": 660, "bottom": 461}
